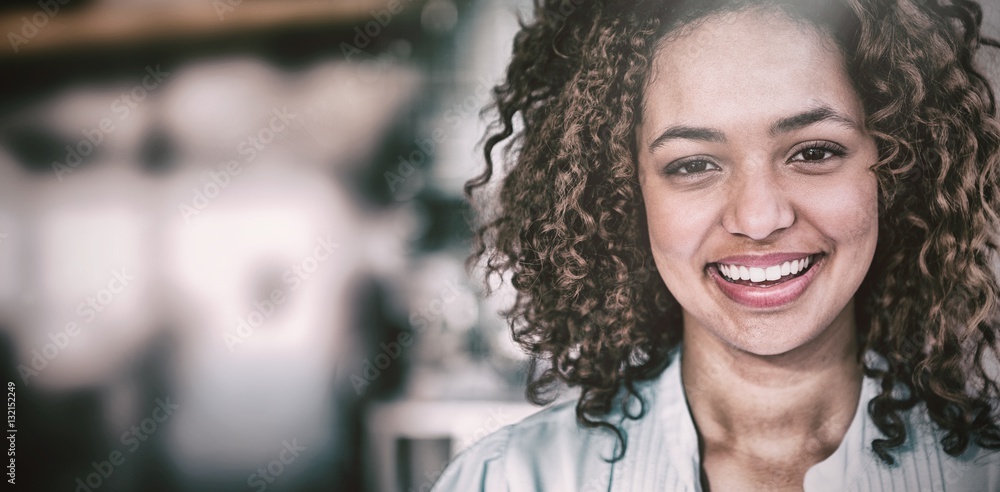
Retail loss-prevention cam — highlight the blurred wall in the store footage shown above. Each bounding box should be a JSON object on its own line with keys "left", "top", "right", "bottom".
{"left": 0, "top": 1, "right": 534, "bottom": 491}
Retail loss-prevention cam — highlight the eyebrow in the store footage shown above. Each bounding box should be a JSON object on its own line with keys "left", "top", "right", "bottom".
{"left": 647, "top": 105, "right": 860, "bottom": 153}
{"left": 769, "top": 106, "right": 859, "bottom": 136}
{"left": 648, "top": 126, "right": 726, "bottom": 151}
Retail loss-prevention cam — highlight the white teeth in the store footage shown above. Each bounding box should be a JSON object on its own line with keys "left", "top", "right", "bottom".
{"left": 717, "top": 255, "right": 816, "bottom": 283}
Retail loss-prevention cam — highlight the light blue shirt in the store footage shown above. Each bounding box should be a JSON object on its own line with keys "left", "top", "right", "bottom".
{"left": 432, "top": 350, "right": 1000, "bottom": 491}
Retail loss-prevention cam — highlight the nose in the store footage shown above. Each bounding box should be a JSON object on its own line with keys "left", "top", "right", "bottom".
{"left": 721, "top": 167, "right": 795, "bottom": 240}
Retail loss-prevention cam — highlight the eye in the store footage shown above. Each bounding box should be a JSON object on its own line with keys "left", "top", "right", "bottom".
{"left": 663, "top": 159, "right": 721, "bottom": 175}
{"left": 798, "top": 148, "right": 830, "bottom": 161}
{"left": 789, "top": 142, "right": 846, "bottom": 163}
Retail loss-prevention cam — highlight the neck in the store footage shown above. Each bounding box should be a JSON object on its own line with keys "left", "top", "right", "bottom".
{"left": 681, "top": 305, "right": 863, "bottom": 458}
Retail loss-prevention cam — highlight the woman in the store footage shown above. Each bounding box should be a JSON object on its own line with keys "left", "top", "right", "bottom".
{"left": 434, "top": 0, "right": 1000, "bottom": 490}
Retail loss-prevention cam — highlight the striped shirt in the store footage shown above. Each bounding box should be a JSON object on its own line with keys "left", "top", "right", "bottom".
{"left": 432, "top": 349, "right": 1000, "bottom": 491}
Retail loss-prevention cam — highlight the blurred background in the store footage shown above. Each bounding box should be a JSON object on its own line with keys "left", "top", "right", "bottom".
{"left": 0, "top": 0, "right": 544, "bottom": 490}
{"left": 0, "top": 1, "right": 998, "bottom": 491}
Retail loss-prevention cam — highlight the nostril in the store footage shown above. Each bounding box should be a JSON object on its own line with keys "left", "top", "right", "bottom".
{"left": 722, "top": 188, "right": 795, "bottom": 240}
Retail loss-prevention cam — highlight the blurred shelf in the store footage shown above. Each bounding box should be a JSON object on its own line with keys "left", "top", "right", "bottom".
{"left": 366, "top": 399, "right": 540, "bottom": 492}
{"left": 0, "top": 0, "right": 428, "bottom": 57}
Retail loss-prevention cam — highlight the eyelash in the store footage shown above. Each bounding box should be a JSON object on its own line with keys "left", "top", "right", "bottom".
{"left": 661, "top": 158, "right": 718, "bottom": 176}
{"left": 660, "top": 141, "right": 848, "bottom": 177}
{"left": 788, "top": 141, "right": 847, "bottom": 163}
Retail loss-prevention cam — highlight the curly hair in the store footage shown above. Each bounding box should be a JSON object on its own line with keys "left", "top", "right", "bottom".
{"left": 467, "top": 0, "right": 1000, "bottom": 465}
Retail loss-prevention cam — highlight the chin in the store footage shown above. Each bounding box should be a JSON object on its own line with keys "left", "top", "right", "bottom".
{"left": 716, "top": 315, "right": 830, "bottom": 357}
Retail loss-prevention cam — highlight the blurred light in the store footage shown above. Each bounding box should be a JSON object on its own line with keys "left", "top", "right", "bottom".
{"left": 421, "top": 0, "right": 458, "bottom": 34}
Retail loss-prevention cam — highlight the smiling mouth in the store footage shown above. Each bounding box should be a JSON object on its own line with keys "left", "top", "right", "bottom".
{"left": 713, "top": 254, "right": 820, "bottom": 288}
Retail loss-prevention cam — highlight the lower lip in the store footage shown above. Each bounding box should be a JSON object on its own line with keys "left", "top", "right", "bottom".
{"left": 708, "top": 256, "right": 824, "bottom": 309}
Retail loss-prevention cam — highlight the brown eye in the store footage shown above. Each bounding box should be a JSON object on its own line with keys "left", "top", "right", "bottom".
{"left": 682, "top": 161, "right": 711, "bottom": 173}
{"left": 800, "top": 148, "right": 828, "bottom": 161}
{"left": 789, "top": 143, "right": 845, "bottom": 163}
{"left": 664, "top": 159, "right": 720, "bottom": 175}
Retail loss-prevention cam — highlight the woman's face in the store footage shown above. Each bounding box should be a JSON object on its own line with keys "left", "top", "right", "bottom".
{"left": 636, "top": 9, "right": 879, "bottom": 355}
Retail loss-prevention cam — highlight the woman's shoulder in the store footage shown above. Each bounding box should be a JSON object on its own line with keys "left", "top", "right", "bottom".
{"left": 895, "top": 403, "right": 1000, "bottom": 491}
{"left": 430, "top": 398, "right": 618, "bottom": 492}
{"left": 811, "top": 366, "right": 1000, "bottom": 491}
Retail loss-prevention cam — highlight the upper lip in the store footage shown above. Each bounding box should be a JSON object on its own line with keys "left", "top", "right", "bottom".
{"left": 712, "top": 252, "right": 821, "bottom": 268}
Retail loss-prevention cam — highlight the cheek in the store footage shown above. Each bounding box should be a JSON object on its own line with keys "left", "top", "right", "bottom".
{"left": 800, "top": 169, "right": 879, "bottom": 251}
{"left": 642, "top": 186, "right": 717, "bottom": 268}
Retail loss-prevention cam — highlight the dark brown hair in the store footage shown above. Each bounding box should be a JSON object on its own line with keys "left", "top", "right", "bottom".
{"left": 468, "top": 0, "right": 1000, "bottom": 464}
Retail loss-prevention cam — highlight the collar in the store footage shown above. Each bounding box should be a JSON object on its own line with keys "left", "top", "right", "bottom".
{"left": 610, "top": 347, "right": 881, "bottom": 492}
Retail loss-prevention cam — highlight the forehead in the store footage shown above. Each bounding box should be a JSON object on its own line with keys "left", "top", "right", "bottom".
{"left": 642, "top": 9, "right": 862, "bottom": 133}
